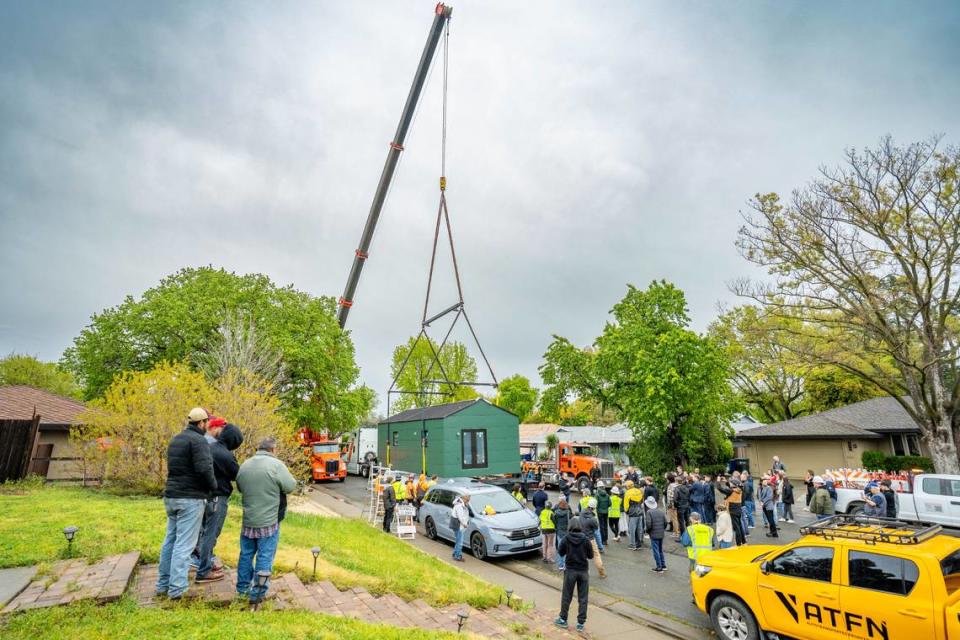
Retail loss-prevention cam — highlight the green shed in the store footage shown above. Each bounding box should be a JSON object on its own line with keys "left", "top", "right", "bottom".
{"left": 377, "top": 399, "right": 520, "bottom": 478}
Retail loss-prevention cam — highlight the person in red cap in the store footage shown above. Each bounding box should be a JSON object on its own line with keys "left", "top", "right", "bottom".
{"left": 192, "top": 415, "right": 243, "bottom": 583}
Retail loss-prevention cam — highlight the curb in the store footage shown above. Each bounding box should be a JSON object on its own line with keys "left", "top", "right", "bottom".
{"left": 498, "top": 560, "right": 712, "bottom": 640}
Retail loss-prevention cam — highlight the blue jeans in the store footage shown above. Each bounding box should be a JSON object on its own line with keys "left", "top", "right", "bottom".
{"left": 776, "top": 502, "right": 785, "bottom": 520}
{"left": 742, "top": 500, "right": 755, "bottom": 527}
{"left": 650, "top": 538, "right": 665, "bottom": 570}
{"left": 556, "top": 534, "right": 566, "bottom": 570}
{"left": 237, "top": 528, "right": 280, "bottom": 602}
{"left": 196, "top": 496, "right": 230, "bottom": 578}
{"left": 453, "top": 528, "right": 465, "bottom": 559}
{"left": 157, "top": 497, "right": 205, "bottom": 598}
{"left": 593, "top": 528, "right": 603, "bottom": 551}
{"left": 719, "top": 540, "right": 733, "bottom": 549}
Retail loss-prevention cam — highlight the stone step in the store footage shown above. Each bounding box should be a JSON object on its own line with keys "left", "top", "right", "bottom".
{"left": 3, "top": 552, "right": 140, "bottom": 613}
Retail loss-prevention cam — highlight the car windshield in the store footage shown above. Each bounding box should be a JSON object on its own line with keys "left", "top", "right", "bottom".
{"left": 469, "top": 490, "right": 523, "bottom": 515}
{"left": 312, "top": 444, "right": 339, "bottom": 454}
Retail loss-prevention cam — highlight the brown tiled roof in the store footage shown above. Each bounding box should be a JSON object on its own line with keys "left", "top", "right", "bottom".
{"left": 736, "top": 396, "right": 917, "bottom": 440}
{"left": 0, "top": 385, "right": 86, "bottom": 425}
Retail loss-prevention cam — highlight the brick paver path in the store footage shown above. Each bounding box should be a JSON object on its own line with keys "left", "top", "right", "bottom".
{"left": 131, "top": 563, "right": 583, "bottom": 638}
{"left": 3, "top": 552, "right": 140, "bottom": 613}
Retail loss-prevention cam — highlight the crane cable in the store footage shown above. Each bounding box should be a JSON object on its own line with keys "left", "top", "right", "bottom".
{"left": 440, "top": 17, "right": 449, "bottom": 191}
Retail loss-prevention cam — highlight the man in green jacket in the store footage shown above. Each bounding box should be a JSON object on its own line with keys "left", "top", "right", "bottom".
{"left": 236, "top": 437, "right": 297, "bottom": 603}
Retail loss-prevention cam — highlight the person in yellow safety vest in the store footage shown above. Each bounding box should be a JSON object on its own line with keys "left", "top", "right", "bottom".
{"left": 540, "top": 501, "right": 556, "bottom": 563}
{"left": 608, "top": 487, "right": 622, "bottom": 542}
{"left": 393, "top": 476, "right": 407, "bottom": 502}
{"left": 512, "top": 484, "right": 525, "bottom": 504}
{"left": 622, "top": 480, "right": 646, "bottom": 549}
{"left": 681, "top": 512, "right": 715, "bottom": 572}
{"left": 578, "top": 488, "right": 592, "bottom": 514}
{"left": 418, "top": 474, "right": 430, "bottom": 499}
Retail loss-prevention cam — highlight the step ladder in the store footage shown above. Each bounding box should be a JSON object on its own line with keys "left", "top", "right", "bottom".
{"left": 366, "top": 465, "right": 391, "bottom": 525}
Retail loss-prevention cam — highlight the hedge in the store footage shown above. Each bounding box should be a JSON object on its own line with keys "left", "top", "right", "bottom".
{"left": 861, "top": 451, "right": 934, "bottom": 472}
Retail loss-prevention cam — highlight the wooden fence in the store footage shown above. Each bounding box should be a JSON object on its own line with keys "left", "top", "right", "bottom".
{"left": 0, "top": 416, "right": 41, "bottom": 482}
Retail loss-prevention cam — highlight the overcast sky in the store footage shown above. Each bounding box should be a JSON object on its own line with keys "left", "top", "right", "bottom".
{"left": 2, "top": 1, "right": 958, "bottom": 411}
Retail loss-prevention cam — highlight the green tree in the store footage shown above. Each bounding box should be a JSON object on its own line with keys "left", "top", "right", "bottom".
{"left": 540, "top": 281, "right": 738, "bottom": 476}
{"left": 494, "top": 374, "right": 539, "bottom": 422}
{"left": 736, "top": 137, "right": 960, "bottom": 472}
{"left": 389, "top": 336, "right": 479, "bottom": 412}
{"left": 62, "top": 267, "right": 373, "bottom": 433}
{"left": 709, "top": 306, "right": 888, "bottom": 422}
{"left": 0, "top": 353, "right": 81, "bottom": 399}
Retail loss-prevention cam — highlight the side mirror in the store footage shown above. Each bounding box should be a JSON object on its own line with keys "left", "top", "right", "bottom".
{"left": 760, "top": 560, "right": 770, "bottom": 575}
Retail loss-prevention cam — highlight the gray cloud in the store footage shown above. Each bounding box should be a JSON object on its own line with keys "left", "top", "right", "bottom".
{"left": 2, "top": 1, "right": 958, "bottom": 411}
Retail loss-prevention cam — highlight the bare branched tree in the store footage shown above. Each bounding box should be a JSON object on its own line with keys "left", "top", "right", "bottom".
{"left": 196, "top": 311, "right": 287, "bottom": 393}
{"left": 735, "top": 136, "right": 960, "bottom": 472}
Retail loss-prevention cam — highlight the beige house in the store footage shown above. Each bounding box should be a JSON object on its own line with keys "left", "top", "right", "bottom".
{"left": 735, "top": 396, "right": 928, "bottom": 482}
{"left": 0, "top": 385, "right": 87, "bottom": 481}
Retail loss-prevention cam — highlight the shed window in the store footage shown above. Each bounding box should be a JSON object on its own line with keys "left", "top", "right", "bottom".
{"left": 462, "top": 429, "right": 487, "bottom": 469}
{"left": 392, "top": 431, "right": 399, "bottom": 447}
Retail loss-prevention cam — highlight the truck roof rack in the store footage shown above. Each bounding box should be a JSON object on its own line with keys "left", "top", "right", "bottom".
{"left": 799, "top": 514, "right": 942, "bottom": 545}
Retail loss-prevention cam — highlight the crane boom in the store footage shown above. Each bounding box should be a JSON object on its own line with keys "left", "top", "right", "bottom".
{"left": 337, "top": 3, "right": 453, "bottom": 328}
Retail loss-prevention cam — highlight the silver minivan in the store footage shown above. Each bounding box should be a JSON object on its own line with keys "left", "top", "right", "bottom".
{"left": 419, "top": 479, "right": 542, "bottom": 560}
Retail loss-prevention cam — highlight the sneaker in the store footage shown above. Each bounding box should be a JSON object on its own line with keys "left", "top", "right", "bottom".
{"left": 661, "top": 566, "right": 668, "bottom": 572}
{"left": 576, "top": 623, "right": 585, "bottom": 631}
{"left": 627, "top": 546, "right": 638, "bottom": 550}
{"left": 787, "top": 519, "right": 795, "bottom": 523}
{"left": 651, "top": 567, "right": 662, "bottom": 572}
{"left": 766, "top": 533, "right": 779, "bottom": 538}
{"left": 555, "top": 617, "right": 568, "bottom": 629}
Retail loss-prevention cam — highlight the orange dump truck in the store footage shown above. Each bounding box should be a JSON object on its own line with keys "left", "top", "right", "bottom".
{"left": 297, "top": 428, "right": 346, "bottom": 482}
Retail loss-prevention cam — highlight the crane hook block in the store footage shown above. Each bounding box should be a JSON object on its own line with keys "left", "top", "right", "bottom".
{"left": 439, "top": 176, "right": 447, "bottom": 191}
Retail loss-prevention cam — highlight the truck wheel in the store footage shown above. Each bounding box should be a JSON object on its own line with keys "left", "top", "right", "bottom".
{"left": 471, "top": 532, "right": 488, "bottom": 561}
{"left": 709, "top": 594, "right": 760, "bottom": 640}
{"left": 338, "top": 476, "right": 345, "bottom": 482}
{"left": 576, "top": 476, "right": 591, "bottom": 494}
{"left": 847, "top": 502, "right": 865, "bottom": 516}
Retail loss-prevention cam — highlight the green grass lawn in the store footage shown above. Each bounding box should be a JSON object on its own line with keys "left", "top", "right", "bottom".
{"left": 1, "top": 598, "right": 467, "bottom": 640}
{"left": 0, "top": 484, "right": 499, "bottom": 607}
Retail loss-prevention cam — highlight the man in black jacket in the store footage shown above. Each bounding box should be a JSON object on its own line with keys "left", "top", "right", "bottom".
{"left": 156, "top": 407, "right": 217, "bottom": 600}
{"left": 673, "top": 477, "right": 691, "bottom": 540}
{"left": 556, "top": 517, "right": 594, "bottom": 632}
{"left": 195, "top": 420, "right": 243, "bottom": 583}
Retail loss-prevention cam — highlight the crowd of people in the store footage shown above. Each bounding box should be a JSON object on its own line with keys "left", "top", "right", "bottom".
{"left": 156, "top": 407, "right": 296, "bottom": 603}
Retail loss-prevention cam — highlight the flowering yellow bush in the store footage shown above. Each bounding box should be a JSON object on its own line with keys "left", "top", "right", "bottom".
{"left": 75, "top": 361, "right": 302, "bottom": 493}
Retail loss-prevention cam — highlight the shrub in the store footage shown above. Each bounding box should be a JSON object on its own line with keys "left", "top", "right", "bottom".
{"left": 860, "top": 450, "right": 934, "bottom": 473}
{"left": 75, "top": 361, "right": 301, "bottom": 493}
{"left": 861, "top": 450, "right": 887, "bottom": 471}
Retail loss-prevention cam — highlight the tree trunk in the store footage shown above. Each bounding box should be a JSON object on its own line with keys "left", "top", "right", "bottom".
{"left": 925, "top": 415, "right": 960, "bottom": 474}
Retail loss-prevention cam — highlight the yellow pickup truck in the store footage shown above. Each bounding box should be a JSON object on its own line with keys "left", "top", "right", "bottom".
{"left": 691, "top": 515, "right": 960, "bottom": 640}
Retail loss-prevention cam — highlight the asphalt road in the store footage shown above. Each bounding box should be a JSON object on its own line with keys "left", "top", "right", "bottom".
{"left": 320, "top": 475, "right": 819, "bottom": 630}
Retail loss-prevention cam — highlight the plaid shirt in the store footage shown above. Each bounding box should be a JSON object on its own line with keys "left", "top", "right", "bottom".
{"left": 242, "top": 522, "right": 279, "bottom": 539}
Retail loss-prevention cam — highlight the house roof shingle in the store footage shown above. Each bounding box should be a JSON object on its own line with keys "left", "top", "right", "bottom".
{"left": 0, "top": 385, "right": 86, "bottom": 425}
{"left": 737, "top": 396, "right": 918, "bottom": 440}
{"left": 381, "top": 398, "right": 510, "bottom": 424}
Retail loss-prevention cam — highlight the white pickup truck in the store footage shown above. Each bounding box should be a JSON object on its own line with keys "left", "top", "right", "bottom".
{"left": 834, "top": 473, "right": 960, "bottom": 528}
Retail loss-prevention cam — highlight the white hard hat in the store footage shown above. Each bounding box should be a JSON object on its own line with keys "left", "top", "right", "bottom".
{"left": 813, "top": 476, "right": 824, "bottom": 484}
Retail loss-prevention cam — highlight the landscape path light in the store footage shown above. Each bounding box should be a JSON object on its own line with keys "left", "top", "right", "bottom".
{"left": 311, "top": 547, "right": 321, "bottom": 580}
{"left": 457, "top": 609, "right": 469, "bottom": 633}
{"left": 62, "top": 526, "right": 79, "bottom": 557}
{"left": 506, "top": 588, "right": 514, "bottom": 606}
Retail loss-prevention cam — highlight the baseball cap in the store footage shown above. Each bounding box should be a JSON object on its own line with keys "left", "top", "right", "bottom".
{"left": 188, "top": 407, "right": 209, "bottom": 422}
{"left": 208, "top": 416, "right": 227, "bottom": 428}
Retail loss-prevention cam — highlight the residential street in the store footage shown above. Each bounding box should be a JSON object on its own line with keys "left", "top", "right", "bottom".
{"left": 310, "top": 475, "right": 820, "bottom": 633}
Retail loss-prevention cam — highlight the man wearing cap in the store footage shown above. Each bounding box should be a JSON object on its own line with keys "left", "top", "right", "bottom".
{"left": 236, "top": 437, "right": 297, "bottom": 603}
{"left": 810, "top": 476, "right": 835, "bottom": 521}
{"left": 194, "top": 417, "right": 243, "bottom": 583}
{"left": 643, "top": 496, "right": 667, "bottom": 573}
{"left": 156, "top": 407, "right": 217, "bottom": 600}
{"left": 863, "top": 482, "right": 887, "bottom": 518}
